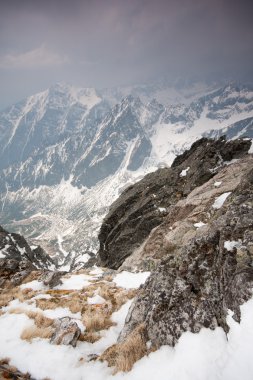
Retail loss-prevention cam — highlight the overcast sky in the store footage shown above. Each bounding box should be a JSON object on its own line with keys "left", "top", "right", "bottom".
{"left": 0, "top": 0, "right": 253, "bottom": 109}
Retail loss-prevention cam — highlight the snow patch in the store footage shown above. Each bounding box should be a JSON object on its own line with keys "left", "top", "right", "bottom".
{"left": 55, "top": 274, "right": 92, "bottom": 290}
{"left": 20, "top": 280, "right": 46, "bottom": 291}
{"left": 249, "top": 140, "right": 253, "bottom": 154}
{"left": 87, "top": 295, "right": 106, "bottom": 305}
{"left": 212, "top": 192, "right": 232, "bottom": 209}
{"left": 113, "top": 271, "right": 150, "bottom": 289}
{"left": 180, "top": 167, "right": 190, "bottom": 177}
{"left": 224, "top": 240, "right": 242, "bottom": 251}
{"left": 194, "top": 222, "right": 207, "bottom": 228}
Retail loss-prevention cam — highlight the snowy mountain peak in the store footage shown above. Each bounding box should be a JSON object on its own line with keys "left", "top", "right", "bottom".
{"left": 0, "top": 80, "right": 252, "bottom": 260}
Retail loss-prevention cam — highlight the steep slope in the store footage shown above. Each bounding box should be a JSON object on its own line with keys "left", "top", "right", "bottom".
{"left": 118, "top": 153, "right": 253, "bottom": 350}
{"left": 0, "top": 81, "right": 253, "bottom": 264}
{"left": 98, "top": 137, "right": 251, "bottom": 269}
{"left": 0, "top": 83, "right": 109, "bottom": 191}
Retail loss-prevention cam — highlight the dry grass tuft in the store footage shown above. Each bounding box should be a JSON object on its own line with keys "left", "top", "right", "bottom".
{"left": 21, "top": 325, "right": 53, "bottom": 341}
{"left": 36, "top": 290, "right": 87, "bottom": 314}
{"left": 102, "top": 275, "right": 113, "bottom": 282}
{"left": 21, "top": 271, "right": 41, "bottom": 284}
{"left": 0, "top": 289, "right": 17, "bottom": 307}
{"left": 9, "top": 308, "right": 54, "bottom": 328}
{"left": 21, "top": 288, "right": 36, "bottom": 298}
{"left": 79, "top": 331, "right": 101, "bottom": 343}
{"left": 100, "top": 324, "right": 147, "bottom": 373}
{"left": 82, "top": 309, "right": 115, "bottom": 332}
{"left": 36, "top": 298, "right": 60, "bottom": 310}
{"left": 34, "top": 312, "right": 54, "bottom": 328}
{"left": 0, "top": 358, "right": 10, "bottom": 365}
{"left": 0, "top": 286, "right": 37, "bottom": 308}
{"left": 46, "top": 289, "right": 74, "bottom": 296}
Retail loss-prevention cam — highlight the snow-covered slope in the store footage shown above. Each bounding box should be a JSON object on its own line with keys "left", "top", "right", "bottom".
{"left": 0, "top": 81, "right": 252, "bottom": 267}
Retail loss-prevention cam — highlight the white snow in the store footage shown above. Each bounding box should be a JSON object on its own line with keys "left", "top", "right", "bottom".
{"left": 89, "top": 266, "right": 104, "bottom": 276}
{"left": 249, "top": 140, "right": 253, "bottom": 154}
{"left": 43, "top": 307, "right": 81, "bottom": 320}
{"left": 20, "top": 280, "right": 46, "bottom": 291}
{"left": 158, "top": 207, "right": 167, "bottom": 212}
{"left": 1, "top": 296, "right": 253, "bottom": 380}
{"left": 113, "top": 271, "right": 150, "bottom": 289}
{"left": 224, "top": 240, "right": 242, "bottom": 251}
{"left": 55, "top": 274, "right": 92, "bottom": 290}
{"left": 32, "top": 293, "right": 52, "bottom": 300}
{"left": 0, "top": 299, "right": 133, "bottom": 380}
{"left": 180, "top": 167, "right": 190, "bottom": 177}
{"left": 194, "top": 222, "right": 207, "bottom": 228}
{"left": 87, "top": 295, "right": 106, "bottom": 305}
{"left": 212, "top": 192, "right": 232, "bottom": 209}
{"left": 214, "top": 181, "right": 222, "bottom": 187}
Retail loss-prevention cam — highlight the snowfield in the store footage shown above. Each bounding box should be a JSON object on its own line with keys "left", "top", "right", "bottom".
{"left": 1, "top": 268, "right": 253, "bottom": 380}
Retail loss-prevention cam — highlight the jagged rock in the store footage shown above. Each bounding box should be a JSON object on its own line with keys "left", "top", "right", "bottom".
{"left": 120, "top": 155, "right": 253, "bottom": 271}
{"left": 0, "top": 225, "right": 54, "bottom": 287}
{"left": 50, "top": 317, "right": 81, "bottom": 347}
{"left": 70, "top": 251, "right": 97, "bottom": 271}
{"left": 119, "top": 157, "right": 253, "bottom": 348}
{"left": 98, "top": 137, "right": 251, "bottom": 269}
{"left": 10, "top": 261, "right": 36, "bottom": 286}
{"left": 40, "top": 271, "right": 65, "bottom": 288}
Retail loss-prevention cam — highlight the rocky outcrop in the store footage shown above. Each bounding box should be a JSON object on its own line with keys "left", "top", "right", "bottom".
{"left": 40, "top": 271, "right": 65, "bottom": 288}
{"left": 98, "top": 137, "right": 251, "bottom": 269}
{"left": 50, "top": 317, "right": 81, "bottom": 347}
{"left": 0, "top": 225, "right": 55, "bottom": 287}
{"left": 119, "top": 154, "right": 253, "bottom": 348}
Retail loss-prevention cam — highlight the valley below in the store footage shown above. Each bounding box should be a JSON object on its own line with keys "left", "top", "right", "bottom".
{"left": 0, "top": 81, "right": 253, "bottom": 380}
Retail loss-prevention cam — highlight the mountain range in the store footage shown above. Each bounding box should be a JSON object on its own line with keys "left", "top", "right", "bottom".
{"left": 0, "top": 80, "right": 252, "bottom": 269}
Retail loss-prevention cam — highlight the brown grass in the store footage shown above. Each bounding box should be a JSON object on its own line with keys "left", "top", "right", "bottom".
{"left": 21, "top": 325, "right": 53, "bottom": 341}
{"left": 9, "top": 308, "right": 54, "bottom": 328}
{"left": 21, "top": 270, "right": 41, "bottom": 284}
{"left": 79, "top": 331, "right": 101, "bottom": 343}
{"left": 0, "top": 289, "right": 17, "bottom": 307}
{"left": 102, "top": 275, "right": 113, "bottom": 282}
{"left": 100, "top": 324, "right": 147, "bottom": 373}
{"left": 82, "top": 310, "right": 115, "bottom": 332}
{"left": 0, "top": 286, "right": 37, "bottom": 308}
{"left": 36, "top": 290, "right": 87, "bottom": 314}
{"left": 46, "top": 289, "right": 74, "bottom": 296}
{"left": 0, "top": 358, "right": 10, "bottom": 365}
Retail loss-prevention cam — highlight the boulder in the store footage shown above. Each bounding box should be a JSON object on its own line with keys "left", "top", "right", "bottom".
{"left": 50, "top": 317, "right": 81, "bottom": 347}
{"left": 40, "top": 271, "right": 65, "bottom": 288}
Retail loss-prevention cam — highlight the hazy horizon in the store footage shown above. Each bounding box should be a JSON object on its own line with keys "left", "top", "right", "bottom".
{"left": 1, "top": 0, "right": 253, "bottom": 109}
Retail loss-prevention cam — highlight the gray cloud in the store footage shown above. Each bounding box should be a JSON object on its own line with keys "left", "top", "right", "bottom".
{"left": 0, "top": 0, "right": 253, "bottom": 109}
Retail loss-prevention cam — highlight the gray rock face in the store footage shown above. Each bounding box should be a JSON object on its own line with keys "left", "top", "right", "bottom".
{"left": 119, "top": 156, "right": 253, "bottom": 348}
{"left": 40, "top": 271, "right": 65, "bottom": 288}
{"left": 0, "top": 225, "right": 54, "bottom": 286}
{"left": 50, "top": 317, "right": 81, "bottom": 347}
{"left": 98, "top": 137, "right": 251, "bottom": 269}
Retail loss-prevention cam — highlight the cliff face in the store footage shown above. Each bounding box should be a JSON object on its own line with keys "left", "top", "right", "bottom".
{"left": 98, "top": 137, "right": 251, "bottom": 269}
{"left": 119, "top": 155, "right": 253, "bottom": 348}
{"left": 0, "top": 226, "right": 55, "bottom": 287}
{"left": 97, "top": 136, "right": 253, "bottom": 351}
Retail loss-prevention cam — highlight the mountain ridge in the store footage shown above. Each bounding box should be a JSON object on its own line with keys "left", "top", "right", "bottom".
{"left": 0, "top": 81, "right": 252, "bottom": 267}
